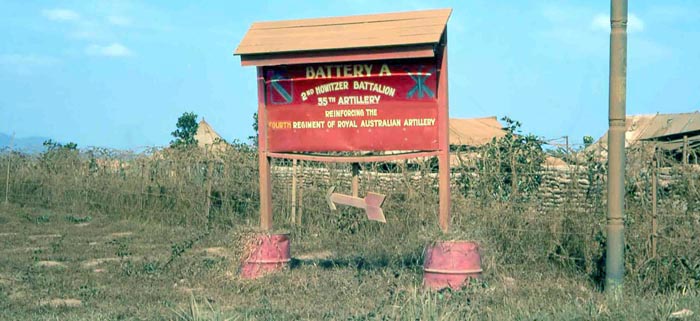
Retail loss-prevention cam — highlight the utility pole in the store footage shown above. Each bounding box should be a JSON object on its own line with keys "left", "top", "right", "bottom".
{"left": 606, "top": 0, "right": 627, "bottom": 294}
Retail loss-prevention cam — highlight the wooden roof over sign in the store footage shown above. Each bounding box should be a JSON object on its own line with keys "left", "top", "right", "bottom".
{"left": 235, "top": 8, "right": 452, "bottom": 66}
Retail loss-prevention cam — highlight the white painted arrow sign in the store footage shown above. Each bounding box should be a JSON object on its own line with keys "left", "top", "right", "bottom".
{"left": 326, "top": 186, "right": 386, "bottom": 223}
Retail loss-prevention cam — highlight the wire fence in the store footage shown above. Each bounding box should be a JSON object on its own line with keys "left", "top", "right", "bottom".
{"left": 1, "top": 138, "right": 699, "bottom": 292}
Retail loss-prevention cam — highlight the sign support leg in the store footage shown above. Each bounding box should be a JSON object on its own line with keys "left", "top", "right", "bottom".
{"left": 257, "top": 66, "right": 273, "bottom": 231}
{"left": 438, "top": 153, "right": 450, "bottom": 232}
{"left": 259, "top": 154, "right": 273, "bottom": 230}
{"left": 437, "top": 34, "right": 450, "bottom": 233}
{"left": 291, "top": 159, "right": 297, "bottom": 225}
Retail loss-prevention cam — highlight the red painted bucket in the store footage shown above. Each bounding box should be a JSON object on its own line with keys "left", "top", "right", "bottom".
{"left": 240, "top": 233, "right": 291, "bottom": 279}
{"left": 423, "top": 241, "right": 482, "bottom": 290}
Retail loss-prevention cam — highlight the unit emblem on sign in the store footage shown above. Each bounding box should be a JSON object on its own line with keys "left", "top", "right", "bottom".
{"left": 268, "top": 70, "right": 293, "bottom": 104}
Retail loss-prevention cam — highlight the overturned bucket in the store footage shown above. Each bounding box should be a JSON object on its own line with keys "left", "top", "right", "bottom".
{"left": 423, "top": 241, "right": 482, "bottom": 290}
{"left": 240, "top": 233, "right": 291, "bottom": 279}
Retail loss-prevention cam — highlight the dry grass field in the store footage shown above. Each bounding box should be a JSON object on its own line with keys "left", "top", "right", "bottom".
{"left": 1, "top": 143, "right": 698, "bottom": 320}
{"left": 1, "top": 203, "right": 699, "bottom": 320}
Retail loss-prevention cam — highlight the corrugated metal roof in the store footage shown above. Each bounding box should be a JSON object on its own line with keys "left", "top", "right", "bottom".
{"left": 449, "top": 116, "right": 506, "bottom": 146}
{"left": 639, "top": 112, "right": 700, "bottom": 141}
{"left": 591, "top": 112, "right": 700, "bottom": 151}
{"left": 235, "top": 8, "right": 451, "bottom": 56}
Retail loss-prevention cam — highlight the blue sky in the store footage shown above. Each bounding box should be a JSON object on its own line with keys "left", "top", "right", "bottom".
{"left": 1, "top": 0, "right": 699, "bottom": 150}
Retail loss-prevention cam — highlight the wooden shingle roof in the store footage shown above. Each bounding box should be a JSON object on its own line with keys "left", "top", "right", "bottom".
{"left": 235, "top": 8, "right": 452, "bottom": 66}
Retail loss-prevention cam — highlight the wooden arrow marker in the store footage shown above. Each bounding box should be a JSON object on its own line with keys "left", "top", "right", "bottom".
{"left": 326, "top": 186, "right": 386, "bottom": 223}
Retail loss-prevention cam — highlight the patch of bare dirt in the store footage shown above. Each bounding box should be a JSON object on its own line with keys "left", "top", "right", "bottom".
{"left": 502, "top": 276, "right": 517, "bottom": 289}
{"left": 24, "top": 247, "right": 48, "bottom": 252}
{"left": 28, "top": 234, "right": 62, "bottom": 240}
{"left": 109, "top": 232, "right": 133, "bottom": 238}
{"left": 296, "top": 250, "right": 334, "bottom": 260}
{"left": 0, "top": 246, "right": 47, "bottom": 253}
{"left": 81, "top": 258, "right": 120, "bottom": 268}
{"left": 36, "top": 261, "right": 67, "bottom": 268}
{"left": 202, "top": 247, "right": 229, "bottom": 257}
{"left": 41, "top": 298, "right": 82, "bottom": 308}
{"left": 0, "top": 274, "right": 14, "bottom": 286}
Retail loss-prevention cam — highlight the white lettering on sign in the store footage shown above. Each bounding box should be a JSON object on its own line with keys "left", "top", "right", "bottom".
{"left": 315, "top": 81, "right": 348, "bottom": 94}
{"left": 305, "top": 64, "right": 393, "bottom": 79}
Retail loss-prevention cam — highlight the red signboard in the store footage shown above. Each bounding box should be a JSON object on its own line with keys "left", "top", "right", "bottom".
{"left": 264, "top": 58, "right": 439, "bottom": 152}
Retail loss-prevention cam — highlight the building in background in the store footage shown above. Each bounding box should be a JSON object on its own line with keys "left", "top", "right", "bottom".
{"left": 449, "top": 116, "right": 507, "bottom": 148}
{"left": 590, "top": 112, "right": 700, "bottom": 164}
{"left": 194, "top": 119, "right": 229, "bottom": 154}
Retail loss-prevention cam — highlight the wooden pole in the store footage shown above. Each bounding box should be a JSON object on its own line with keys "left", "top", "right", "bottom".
{"left": 437, "top": 32, "right": 451, "bottom": 233}
{"left": 4, "top": 133, "right": 14, "bottom": 205}
{"left": 511, "top": 151, "right": 517, "bottom": 196}
{"left": 222, "top": 160, "right": 228, "bottom": 214}
{"left": 205, "top": 159, "right": 213, "bottom": 224}
{"left": 297, "top": 161, "right": 304, "bottom": 225}
{"left": 291, "top": 159, "right": 297, "bottom": 225}
{"left": 651, "top": 148, "right": 658, "bottom": 259}
{"left": 140, "top": 160, "right": 146, "bottom": 211}
{"left": 257, "top": 67, "right": 273, "bottom": 230}
{"left": 351, "top": 163, "right": 360, "bottom": 197}
{"left": 683, "top": 135, "right": 689, "bottom": 165}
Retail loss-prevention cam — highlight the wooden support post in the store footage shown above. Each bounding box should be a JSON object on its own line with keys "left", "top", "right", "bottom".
{"left": 205, "top": 159, "right": 213, "bottom": 224}
{"left": 291, "top": 159, "right": 297, "bottom": 225}
{"left": 257, "top": 67, "right": 273, "bottom": 231}
{"left": 683, "top": 135, "right": 689, "bottom": 165}
{"left": 651, "top": 150, "right": 658, "bottom": 259}
{"left": 351, "top": 163, "right": 360, "bottom": 198}
{"left": 511, "top": 152, "right": 517, "bottom": 196}
{"left": 297, "top": 160, "right": 304, "bottom": 225}
{"left": 140, "top": 160, "right": 146, "bottom": 211}
{"left": 4, "top": 132, "right": 13, "bottom": 205}
{"left": 437, "top": 34, "right": 451, "bottom": 233}
{"left": 222, "top": 160, "right": 228, "bottom": 214}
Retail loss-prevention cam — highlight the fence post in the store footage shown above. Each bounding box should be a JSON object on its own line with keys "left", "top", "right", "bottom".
{"left": 204, "top": 151, "right": 213, "bottom": 226}
{"left": 297, "top": 161, "right": 304, "bottom": 226}
{"left": 291, "top": 159, "right": 297, "bottom": 225}
{"left": 351, "top": 163, "right": 360, "bottom": 197}
{"left": 683, "top": 135, "right": 689, "bottom": 165}
{"left": 651, "top": 147, "right": 658, "bottom": 259}
{"left": 511, "top": 151, "right": 517, "bottom": 196}
{"left": 140, "top": 159, "right": 146, "bottom": 211}
{"left": 4, "top": 132, "right": 14, "bottom": 205}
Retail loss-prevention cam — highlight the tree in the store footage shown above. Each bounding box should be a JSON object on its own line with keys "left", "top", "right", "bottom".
{"left": 456, "top": 117, "right": 545, "bottom": 202}
{"left": 170, "top": 112, "right": 199, "bottom": 148}
{"left": 248, "top": 112, "right": 259, "bottom": 147}
{"left": 41, "top": 139, "right": 79, "bottom": 173}
{"left": 42, "top": 139, "right": 78, "bottom": 151}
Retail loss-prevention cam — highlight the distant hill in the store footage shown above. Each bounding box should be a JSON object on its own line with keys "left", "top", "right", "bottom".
{"left": 0, "top": 133, "right": 50, "bottom": 154}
